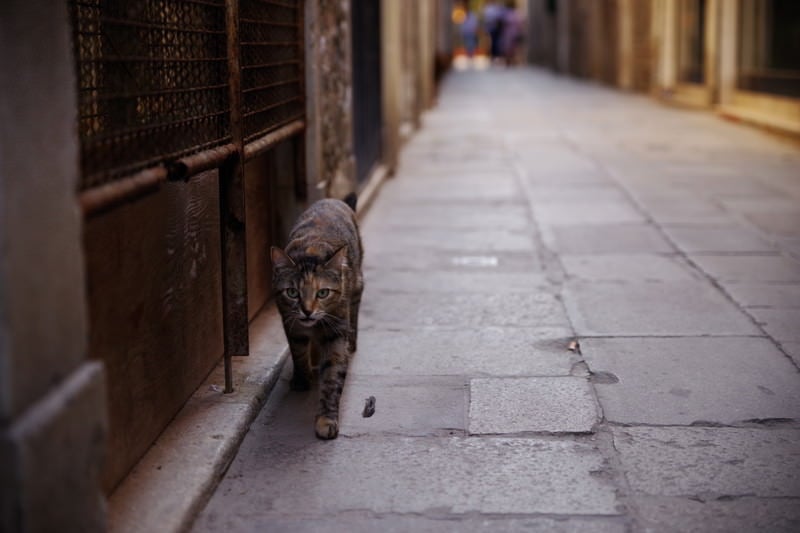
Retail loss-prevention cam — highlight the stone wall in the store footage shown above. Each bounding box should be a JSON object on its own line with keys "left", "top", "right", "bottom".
{"left": 305, "top": 0, "right": 356, "bottom": 201}
{"left": 0, "top": 1, "right": 107, "bottom": 531}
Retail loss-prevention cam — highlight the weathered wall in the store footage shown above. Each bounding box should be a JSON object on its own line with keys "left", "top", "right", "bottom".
{"left": 631, "top": 0, "right": 653, "bottom": 92}
{"left": 0, "top": 1, "right": 107, "bottom": 530}
{"left": 83, "top": 172, "right": 224, "bottom": 493}
{"left": 528, "top": 0, "right": 558, "bottom": 69}
{"left": 529, "top": 0, "right": 651, "bottom": 92}
{"left": 305, "top": 0, "right": 356, "bottom": 201}
{"left": 245, "top": 139, "right": 303, "bottom": 318}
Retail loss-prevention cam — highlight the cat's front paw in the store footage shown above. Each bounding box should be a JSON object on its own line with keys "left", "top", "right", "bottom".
{"left": 315, "top": 415, "right": 339, "bottom": 439}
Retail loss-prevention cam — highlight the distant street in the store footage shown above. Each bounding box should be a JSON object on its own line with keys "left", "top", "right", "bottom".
{"left": 194, "top": 67, "right": 800, "bottom": 532}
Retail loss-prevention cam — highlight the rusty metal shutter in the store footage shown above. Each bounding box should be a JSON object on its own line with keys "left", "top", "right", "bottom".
{"left": 70, "top": 0, "right": 232, "bottom": 190}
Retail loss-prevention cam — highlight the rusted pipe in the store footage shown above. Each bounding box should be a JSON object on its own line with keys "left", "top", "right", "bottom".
{"left": 221, "top": 0, "right": 249, "bottom": 394}
{"left": 166, "top": 143, "right": 237, "bottom": 182}
{"left": 79, "top": 166, "right": 168, "bottom": 217}
{"left": 243, "top": 119, "right": 305, "bottom": 160}
{"left": 79, "top": 142, "right": 238, "bottom": 218}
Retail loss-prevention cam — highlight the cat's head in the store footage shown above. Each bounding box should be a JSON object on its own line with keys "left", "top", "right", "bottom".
{"left": 270, "top": 246, "right": 349, "bottom": 327}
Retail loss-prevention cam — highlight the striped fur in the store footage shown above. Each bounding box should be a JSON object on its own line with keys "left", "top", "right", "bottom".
{"left": 271, "top": 196, "right": 363, "bottom": 439}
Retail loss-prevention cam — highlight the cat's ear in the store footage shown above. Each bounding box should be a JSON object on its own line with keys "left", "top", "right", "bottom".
{"left": 325, "top": 246, "right": 349, "bottom": 271}
{"left": 270, "top": 247, "right": 295, "bottom": 269}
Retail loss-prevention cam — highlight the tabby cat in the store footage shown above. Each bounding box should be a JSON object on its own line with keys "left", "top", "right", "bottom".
{"left": 270, "top": 193, "right": 363, "bottom": 439}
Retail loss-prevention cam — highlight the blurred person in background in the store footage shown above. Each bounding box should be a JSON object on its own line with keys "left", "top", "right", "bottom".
{"left": 500, "top": 1, "right": 524, "bottom": 65}
{"left": 461, "top": 8, "right": 480, "bottom": 57}
{"left": 483, "top": 0, "right": 506, "bottom": 62}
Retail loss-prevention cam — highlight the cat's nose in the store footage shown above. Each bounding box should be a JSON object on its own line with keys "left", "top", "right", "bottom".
{"left": 301, "top": 307, "right": 313, "bottom": 318}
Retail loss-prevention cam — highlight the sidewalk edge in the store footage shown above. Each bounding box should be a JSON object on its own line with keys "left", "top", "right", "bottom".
{"left": 108, "top": 306, "right": 289, "bottom": 533}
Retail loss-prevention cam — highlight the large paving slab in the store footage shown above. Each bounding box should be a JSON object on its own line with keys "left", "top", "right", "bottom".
{"left": 717, "top": 196, "right": 800, "bottom": 216}
{"left": 363, "top": 269, "right": 549, "bottom": 293}
{"left": 689, "top": 254, "right": 800, "bottom": 283}
{"left": 721, "top": 282, "right": 800, "bottom": 308}
{"left": 195, "top": 513, "right": 629, "bottom": 533}
{"left": 339, "top": 376, "right": 466, "bottom": 437}
{"left": 627, "top": 194, "right": 733, "bottom": 224}
{"left": 197, "top": 436, "right": 621, "bottom": 517}
{"left": 362, "top": 227, "right": 535, "bottom": 253}
{"left": 524, "top": 184, "right": 629, "bottom": 205}
{"left": 633, "top": 496, "right": 800, "bottom": 533}
{"left": 613, "top": 427, "right": 800, "bottom": 498}
{"left": 384, "top": 179, "right": 523, "bottom": 204}
{"left": 468, "top": 377, "right": 599, "bottom": 434}
{"left": 364, "top": 249, "right": 542, "bottom": 273}
{"left": 257, "top": 372, "right": 465, "bottom": 439}
{"left": 663, "top": 225, "right": 776, "bottom": 253}
{"left": 581, "top": 337, "right": 800, "bottom": 425}
{"left": 747, "top": 308, "right": 800, "bottom": 342}
{"left": 564, "top": 281, "right": 761, "bottom": 336}
{"left": 363, "top": 203, "right": 532, "bottom": 230}
{"left": 545, "top": 224, "right": 675, "bottom": 254}
{"left": 351, "top": 326, "right": 577, "bottom": 377}
{"left": 744, "top": 210, "right": 800, "bottom": 237}
{"left": 781, "top": 341, "right": 800, "bottom": 367}
{"left": 360, "top": 291, "right": 570, "bottom": 329}
{"left": 560, "top": 254, "right": 702, "bottom": 283}
{"left": 534, "top": 201, "right": 645, "bottom": 226}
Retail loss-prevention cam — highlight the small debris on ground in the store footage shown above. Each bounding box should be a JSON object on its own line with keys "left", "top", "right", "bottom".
{"left": 362, "top": 396, "right": 376, "bottom": 418}
{"left": 567, "top": 339, "right": 581, "bottom": 353}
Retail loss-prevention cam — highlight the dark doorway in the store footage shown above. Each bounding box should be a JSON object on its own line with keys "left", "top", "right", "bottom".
{"left": 738, "top": 0, "right": 800, "bottom": 97}
{"left": 351, "top": 0, "right": 383, "bottom": 185}
{"left": 677, "top": 0, "right": 707, "bottom": 84}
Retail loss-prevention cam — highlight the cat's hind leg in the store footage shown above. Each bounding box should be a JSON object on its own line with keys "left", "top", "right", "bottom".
{"left": 315, "top": 337, "right": 349, "bottom": 439}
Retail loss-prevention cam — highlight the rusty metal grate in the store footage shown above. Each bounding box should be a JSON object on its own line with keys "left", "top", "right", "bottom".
{"left": 70, "top": 0, "right": 231, "bottom": 190}
{"left": 240, "top": 0, "right": 304, "bottom": 144}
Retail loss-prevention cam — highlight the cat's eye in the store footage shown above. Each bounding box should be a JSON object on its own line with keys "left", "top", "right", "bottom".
{"left": 285, "top": 288, "right": 299, "bottom": 299}
{"left": 316, "top": 289, "right": 330, "bottom": 299}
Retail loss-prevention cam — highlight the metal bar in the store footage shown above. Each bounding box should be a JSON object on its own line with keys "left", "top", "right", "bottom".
{"left": 82, "top": 111, "right": 230, "bottom": 144}
{"left": 81, "top": 135, "right": 231, "bottom": 188}
{"left": 220, "top": 0, "right": 249, "bottom": 394}
{"left": 99, "top": 17, "right": 227, "bottom": 35}
{"left": 242, "top": 96, "right": 302, "bottom": 119}
{"left": 84, "top": 56, "right": 228, "bottom": 64}
{"left": 241, "top": 59, "right": 300, "bottom": 70}
{"left": 242, "top": 118, "right": 305, "bottom": 160}
{"left": 249, "top": 0, "right": 299, "bottom": 9}
{"left": 86, "top": 83, "right": 228, "bottom": 101}
{"left": 239, "top": 18, "right": 300, "bottom": 28}
{"left": 241, "top": 78, "right": 301, "bottom": 94}
{"left": 79, "top": 166, "right": 167, "bottom": 217}
{"left": 79, "top": 142, "right": 237, "bottom": 217}
{"left": 166, "top": 143, "right": 237, "bottom": 181}
{"left": 239, "top": 40, "right": 302, "bottom": 47}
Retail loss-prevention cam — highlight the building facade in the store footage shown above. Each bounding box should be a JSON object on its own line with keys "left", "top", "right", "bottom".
{"left": 1, "top": 1, "right": 441, "bottom": 530}
{"left": 528, "top": 0, "right": 800, "bottom": 135}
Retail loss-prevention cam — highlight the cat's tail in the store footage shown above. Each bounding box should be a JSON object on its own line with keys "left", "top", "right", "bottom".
{"left": 343, "top": 192, "right": 357, "bottom": 212}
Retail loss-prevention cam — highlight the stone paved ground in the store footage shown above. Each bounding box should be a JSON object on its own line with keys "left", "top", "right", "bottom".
{"left": 193, "top": 68, "right": 800, "bottom": 532}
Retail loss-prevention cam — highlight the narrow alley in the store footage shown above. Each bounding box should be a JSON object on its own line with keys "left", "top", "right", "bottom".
{"left": 192, "top": 68, "right": 800, "bottom": 532}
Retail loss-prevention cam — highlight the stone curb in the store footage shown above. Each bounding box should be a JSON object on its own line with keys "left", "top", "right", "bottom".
{"left": 108, "top": 306, "right": 289, "bottom": 533}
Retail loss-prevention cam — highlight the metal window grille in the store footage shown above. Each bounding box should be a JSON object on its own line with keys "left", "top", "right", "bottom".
{"left": 240, "top": 0, "right": 304, "bottom": 144}
{"left": 69, "top": 0, "right": 305, "bottom": 192}
{"left": 70, "top": 0, "right": 232, "bottom": 190}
